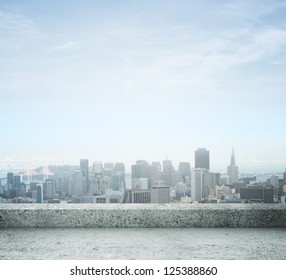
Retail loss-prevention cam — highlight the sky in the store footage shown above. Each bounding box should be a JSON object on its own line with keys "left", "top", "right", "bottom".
{"left": 1, "top": 0, "right": 286, "bottom": 173}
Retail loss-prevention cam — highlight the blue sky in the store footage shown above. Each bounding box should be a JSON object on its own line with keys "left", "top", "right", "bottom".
{"left": 1, "top": 0, "right": 286, "bottom": 172}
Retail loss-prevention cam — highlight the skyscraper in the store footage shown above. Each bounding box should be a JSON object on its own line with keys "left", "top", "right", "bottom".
{"left": 114, "top": 162, "right": 125, "bottom": 174}
{"left": 179, "top": 162, "right": 191, "bottom": 183}
{"left": 80, "top": 159, "right": 89, "bottom": 193}
{"left": 162, "top": 164, "right": 176, "bottom": 187}
{"left": 227, "top": 148, "right": 239, "bottom": 185}
{"left": 36, "top": 184, "right": 43, "bottom": 203}
{"left": 93, "top": 161, "right": 103, "bottom": 176}
{"left": 163, "top": 159, "right": 172, "bottom": 170}
{"left": 7, "top": 172, "right": 14, "bottom": 187}
{"left": 191, "top": 168, "right": 204, "bottom": 201}
{"left": 131, "top": 160, "right": 150, "bottom": 188}
{"left": 45, "top": 179, "right": 56, "bottom": 199}
{"left": 111, "top": 174, "right": 123, "bottom": 191}
{"left": 150, "top": 162, "right": 161, "bottom": 185}
{"left": 72, "top": 169, "right": 83, "bottom": 196}
{"left": 13, "top": 175, "right": 22, "bottom": 189}
{"left": 195, "top": 148, "right": 210, "bottom": 170}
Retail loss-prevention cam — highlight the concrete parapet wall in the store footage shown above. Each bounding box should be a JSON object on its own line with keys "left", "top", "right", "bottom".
{"left": 0, "top": 204, "right": 286, "bottom": 228}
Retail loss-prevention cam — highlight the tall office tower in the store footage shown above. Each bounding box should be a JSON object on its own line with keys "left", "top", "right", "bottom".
{"left": 36, "top": 184, "right": 43, "bottom": 203}
{"left": 94, "top": 176, "right": 104, "bottom": 194}
{"left": 270, "top": 175, "right": 279, "bottom": 196}
{"left": 13, "top": 175, "right": 22, "bottom": 189}
{"left": 114, "top": 162, "right": 125, "bottom": 174}
{"left": 93, "top": 161, "right": 103, "bottom": 176}
{"left": 72, "top": 169, "right": 83, "bottom": 196}
{"left": 7, "top": 172, "right": 14, "bottom": 188}
{"left": 57, "top": 176, "right": 70, "bottom": 196}
{"left": 131, "top": 160, "right": 150, "bottom": 188}
{"left": 163, "top": 159, "right": 172, "bottom": 170}
{"left": 104, "top": 162, "right": 114, "bottom": 171}
{"left": 195, "top": 148, "right": 210, "bottom": 170}
{"left": 114, "top": 163, "right": 126, "bottom": 190}
{"left": 89, "top": 176, "right": 97, "bottom": 195}
{"left": 179, "top": 162, "right": 191, "bottom": 183}
{"left": 214, "top": 173, "right": 222, "bottom": 186}
{"left": 152, "top": 162, "right": 161, "bottom": 172}
{"left": 162, "top": 165, "right": 176, "bottom": 187}
{"left": 110, "top": 174, "right": 123, "bottom": 191}
{"left": 19, "top": 182, "right": 26, "bottom": 197}
{"left": 103, "top": 162, "right": 113, "bottom": 177}
{"left": 131, "top": 164, "right": 139, "bottom": 180}
{"left": 283, "top": 168, "right": 286, "bottom": 184}
{"left": 227, "top": 148, "right": 239, "bottom": 185}
{"left": 191, "top": 168, "right": 204, "bottom": 202}
{"left": 203, "top": 170, "right": 218, "bottom": 197}
{"left": 80, "top": 159, "right": 89, "bottom": 193}
{"left": 45, "top": 179, "right": 56, "bottom": 199}
{"left": 135, "top": 160, "right": 150, "bottom": 178}
{"left": 150, "top": 162, "right": 161, "bottom": 185}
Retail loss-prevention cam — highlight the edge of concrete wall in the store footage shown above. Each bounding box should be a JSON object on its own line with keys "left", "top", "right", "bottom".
{"left": 0, "top": 204, "right": 286, "bottom": 228}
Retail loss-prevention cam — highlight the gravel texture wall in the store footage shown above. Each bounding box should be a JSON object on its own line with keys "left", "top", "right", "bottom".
{"left": 0, "top": 204, "right": 286, "bottom": 228}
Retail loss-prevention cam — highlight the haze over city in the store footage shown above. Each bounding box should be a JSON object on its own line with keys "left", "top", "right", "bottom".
{"left": 1, "top": 0, "right": 286, "bottom": 173}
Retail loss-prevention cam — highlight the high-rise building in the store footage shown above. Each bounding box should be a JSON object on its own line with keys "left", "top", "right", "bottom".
{"left": 93, "top": 161, "right": 103, "bottom": 176}
{"left": 162, "top": 164, "right": 176, "bottom": 187}
{"left": 132, "top": 160, "right": 150, "bottom": 188}
{"left": 150, "top": 162, "right": 161, "bottom": 185}
{"left": 114, "top": 162, "right": 125, "bottom": 174}
{"left": 110, "top": 174, "right": 123, "bottom": 191}
{"left": 270, "top": 175, "right": 279, "bottom": 196}
{"left": 104, "top": 162, "right": 114, "bottom": 171}
{"left": 7, "top": 172, "right": 14, "bottom": 187}
{"left": 204, "top": 171, "right": 216, "bottom": 194}
{"left": 72, "top": 169, "right": 83, "bottom": 196}
{"left": 151, "top": 181, "right": 170, "bottom": 203}
{"left": 191, "top": 168, "right": 204, "bottom": 202}
{"left": 19, "top": 182, "right": 26, "bottom": 197}
{"left": 13, "top": 175, "right": 22, "bottom": 189}
{"left": 80, "top": 159, "right": 89, "bottom": 193}
{"left": 270, "top": 175, "right": 279, "bottom": 188}
{"left": 57, "top": 176, "right": 70, "bottom": 196}
{"left": 179, "top": 162, "right": 191, "bottom": 183}
{"left": 45, "top": 179, "right": 56, "bottom": 199}
{"left": 163, "top": 159, "right": 172, "bottom": 170}
{"left": 129, "top": 189, "right": 151, "bottom": 203}
{"left": 103, "top": 162, "right": 113, "bottom": 177}
{"left": 283, "top": 168, "right": 286, "bottom": 184}
{"left": 227, "top": 148, "right": 239, "bottom": 185}
{"left": 195, "top": 148, "right": 210, "bottom": 170}
{"left": 36, "top": 184, "right": 43, "bottom": 203}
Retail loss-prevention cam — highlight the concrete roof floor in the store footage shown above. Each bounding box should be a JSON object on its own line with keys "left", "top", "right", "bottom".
{"left": 0, "top": 227, "right": 285, "bottom": 260}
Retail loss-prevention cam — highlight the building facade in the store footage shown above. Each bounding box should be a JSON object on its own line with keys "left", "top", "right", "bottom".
{"left": 195, "top": 148, "right": 210, "bottom": 170}
{"left": 227, "top": 148, "right": 239, "bottom": 185}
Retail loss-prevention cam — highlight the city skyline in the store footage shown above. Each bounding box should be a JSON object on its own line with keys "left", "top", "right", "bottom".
{"left": 2, "top": 150, "right": 285, "bottom": 205}
{"left": 0, "top": 147, "right": 285, "bottom": 175}
{"left": 1, "top": 0, "right": 286, "bottom": 173}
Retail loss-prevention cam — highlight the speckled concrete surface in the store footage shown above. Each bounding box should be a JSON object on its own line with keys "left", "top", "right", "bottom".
{"left": 1, "top": 204, "right": 286, "bottom": 228}
{"left": 0, "top": 228, "right": 285, "bottom": 260}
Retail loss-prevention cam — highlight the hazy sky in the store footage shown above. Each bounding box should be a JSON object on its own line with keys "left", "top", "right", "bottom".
{"left": 1, "top": 0, "right": 286, "bottom": 172}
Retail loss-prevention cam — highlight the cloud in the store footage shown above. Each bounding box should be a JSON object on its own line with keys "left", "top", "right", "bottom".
{"left": 0, "top": 9, "right": 47, "bottom": 40}
{"left": 52, "top": 41, "right": 82, "bottom": 51}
